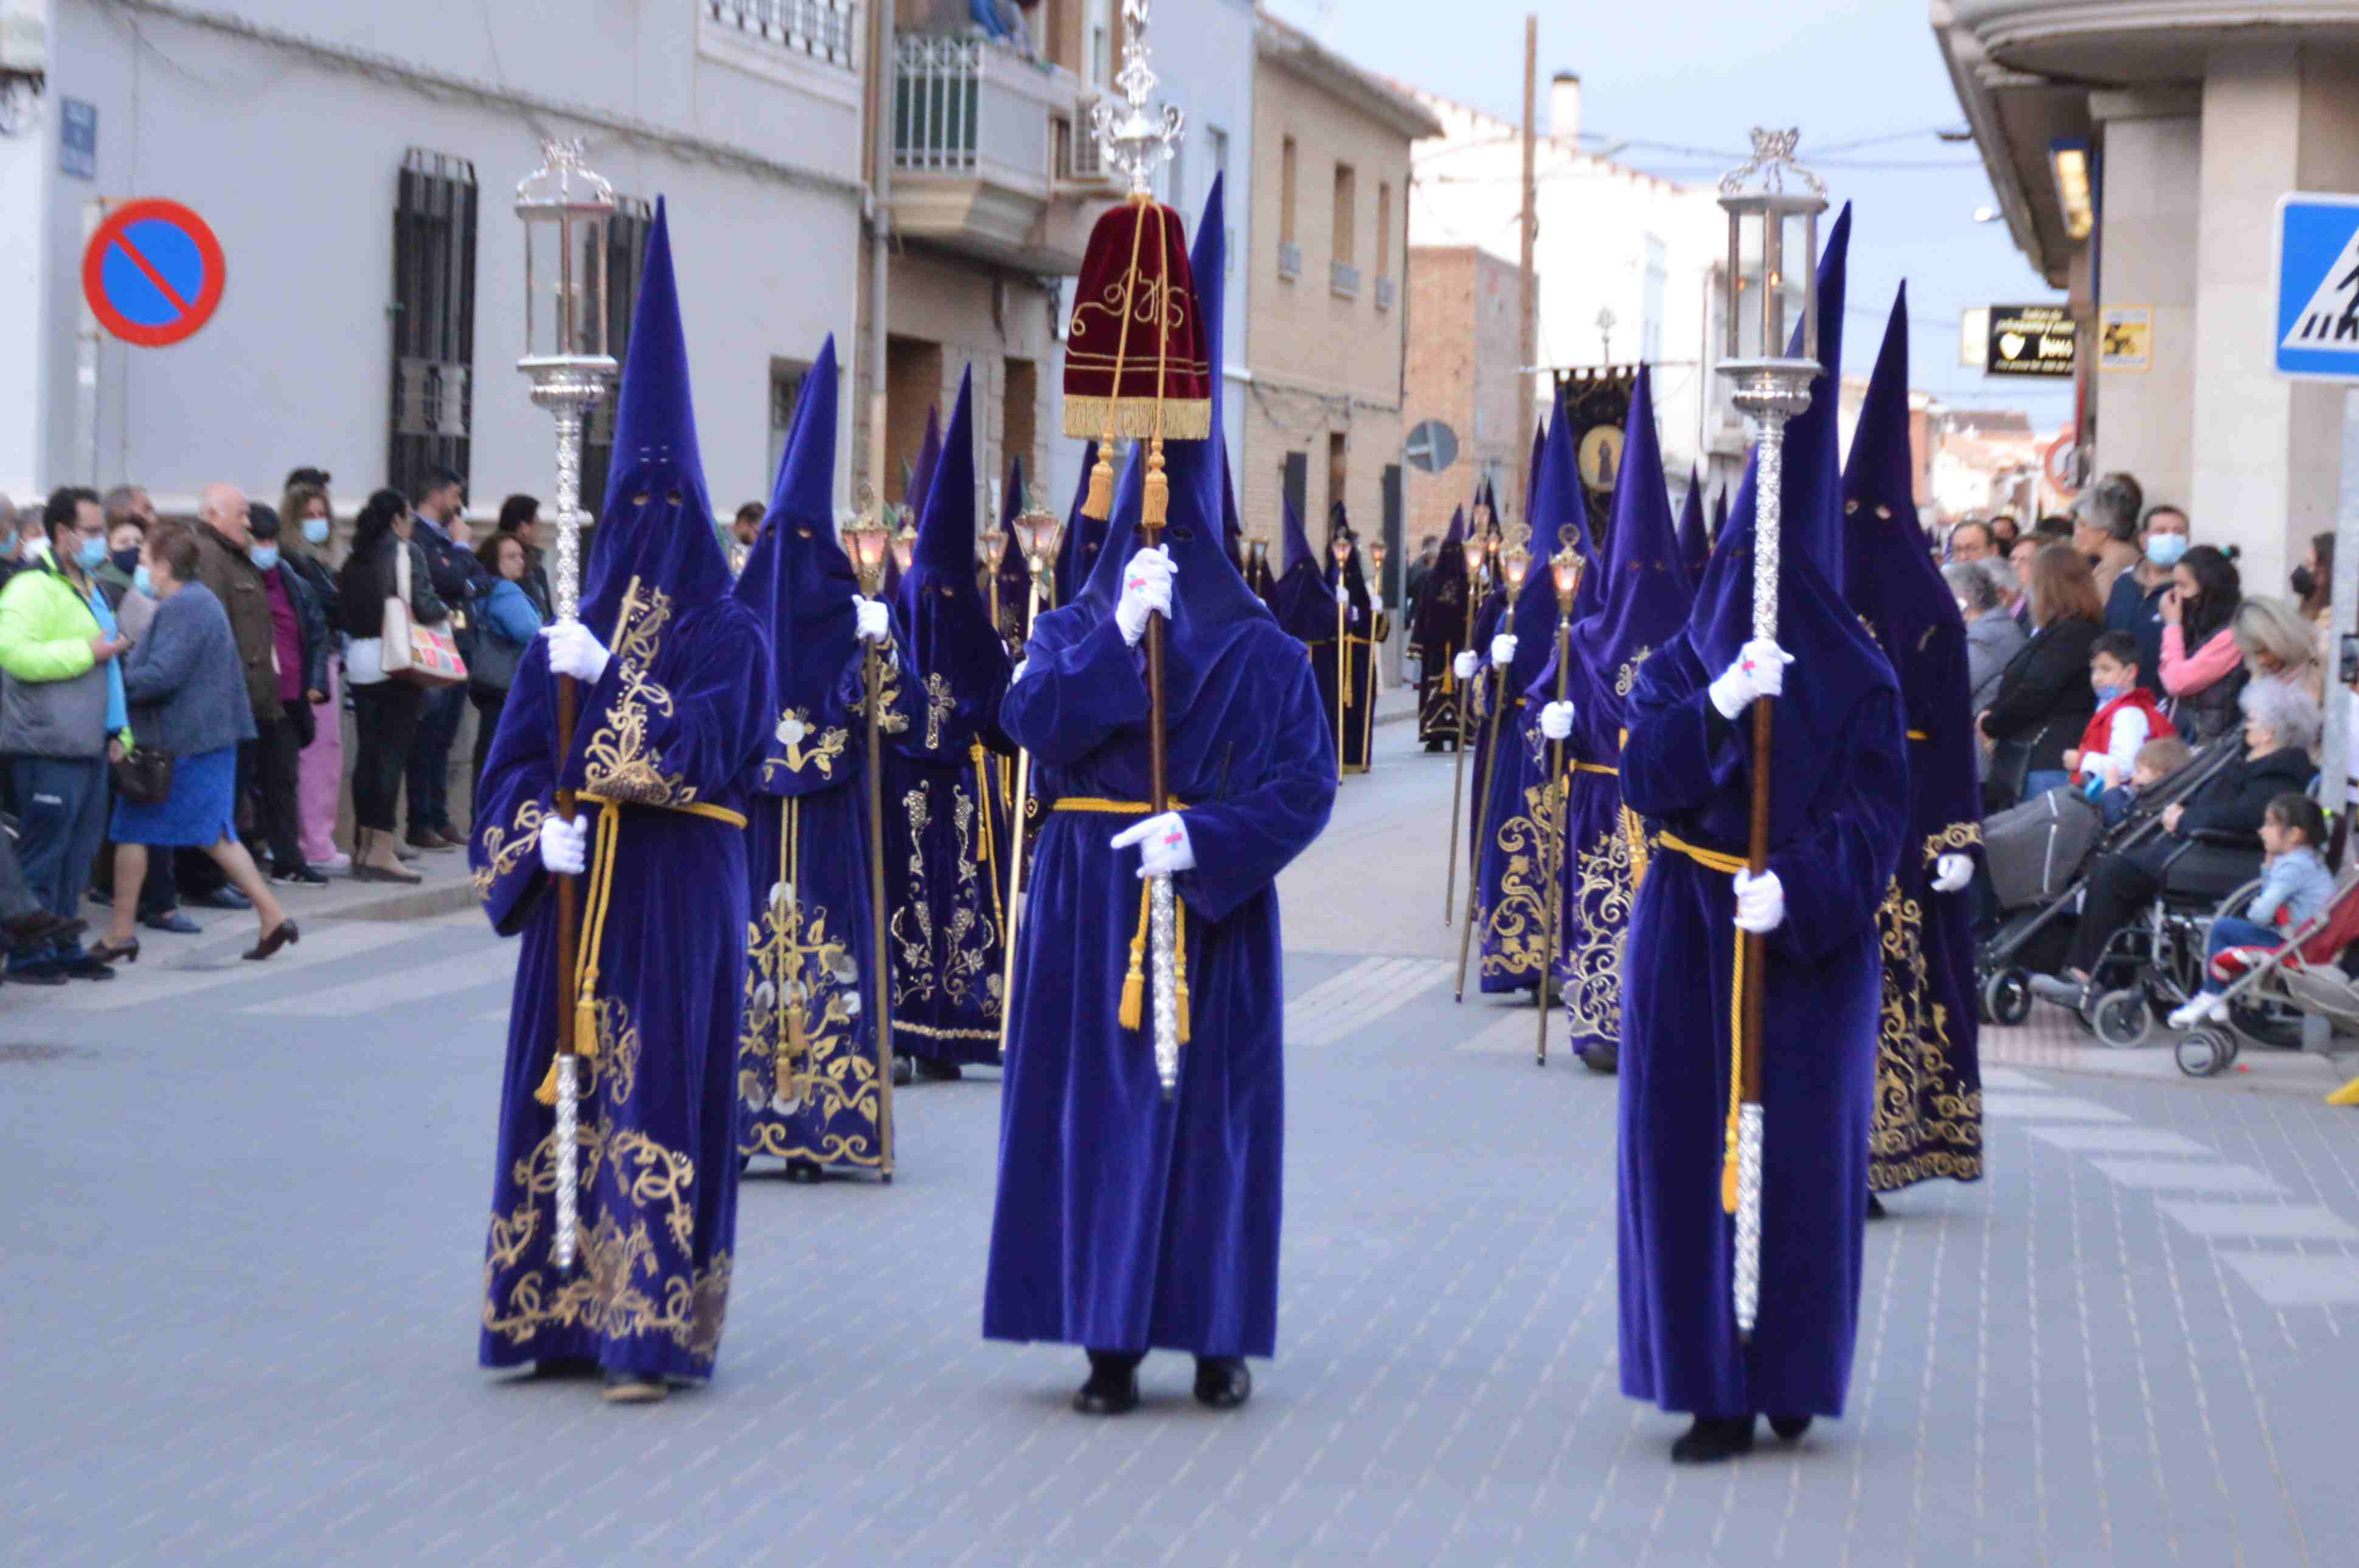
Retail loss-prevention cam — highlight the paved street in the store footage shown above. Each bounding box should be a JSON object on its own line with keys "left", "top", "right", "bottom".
{"left": 5, "top": 710, "right": 2358, "bottom": 1567}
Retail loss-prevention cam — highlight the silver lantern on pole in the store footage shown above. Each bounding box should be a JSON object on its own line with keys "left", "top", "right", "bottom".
{"left": 1713, "top": 128, "right": 1827, "bottom": 1342}
{"left": 515, "top": 137, "right": 619, "bottom": 1272}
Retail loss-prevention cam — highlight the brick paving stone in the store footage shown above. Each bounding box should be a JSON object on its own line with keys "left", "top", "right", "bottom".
{"left": 4, "top": 724, "right": 2355, "bottom": 1566}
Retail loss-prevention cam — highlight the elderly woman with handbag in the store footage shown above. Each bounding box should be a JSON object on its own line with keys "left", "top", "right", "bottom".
{"left": 88, "top": 526, "right": 297, "bottom": 965}
{"left": 338, "top": 488, "right": 451, "bottom": 885}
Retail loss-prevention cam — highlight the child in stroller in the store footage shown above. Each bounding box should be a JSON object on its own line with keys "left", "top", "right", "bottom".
{"left": 2167, "top": 793, "right": 2335, "bottom": 1030}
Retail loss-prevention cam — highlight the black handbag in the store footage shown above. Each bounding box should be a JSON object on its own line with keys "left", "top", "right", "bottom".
{"left": 111, "top": 743, "right": 175, "bottom": 807}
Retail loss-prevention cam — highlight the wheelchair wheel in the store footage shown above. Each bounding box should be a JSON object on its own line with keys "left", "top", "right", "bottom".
{"left": 2093, "top": 988, "right": 2153, "bottom": 1050}
{"left": 1983, "top": 970, "right": 2032, "bottom": 1027}
{"left": 2175, "top": 1028, "right": 2234, "bottom": 1078}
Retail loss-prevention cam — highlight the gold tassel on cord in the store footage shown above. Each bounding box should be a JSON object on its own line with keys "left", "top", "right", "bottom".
{"left": 1173, "top": 902, "right": 1191, "bottom": 1046}
{"left": 1083, "top": 445, "right": 1116, "bottom": 522}
{"left": 534, "top": 806, "right": 619, "bottom": 1106}
{"left": 1143, "top": 442, "right": 1170, "bottom": 528}
{"left": 1118, "top": 879, "right": 1152, "bottom": 1030}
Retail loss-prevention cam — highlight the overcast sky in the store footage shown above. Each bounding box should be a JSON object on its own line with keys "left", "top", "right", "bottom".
{"left": 1262, "top": 0, "right": 2074, "bottom": 431}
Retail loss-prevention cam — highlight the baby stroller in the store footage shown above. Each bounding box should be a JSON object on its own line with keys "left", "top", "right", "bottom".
{"left": 2172, "top": 869, "right": 2359, "bottom": 1075}
{"left": 1976, "top": 737, "right": 2244, "bottom": 1027}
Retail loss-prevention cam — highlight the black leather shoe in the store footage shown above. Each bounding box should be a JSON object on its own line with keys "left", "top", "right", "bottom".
{"left": 1768, "top": 1414, "right": 1813, "bottom": 1442}
{"left": 783, "top": 1158, "right": 825, "bottom": 1184}
{"left": 1193, "top": 1356, "right": 1252, "bottom": 1410}
{"left": 916, "top": 1058, "right": 963, "bottom": 1083}
{"left": 62, "top": 957, "right": 117, "bottom": 981}
{"left": 7, "top": 965, "right": 69, "bottom": 987}
{"left": 891, "top": 1056, "right": 914, "bottom": 1086}
{"left": 1073, "top": 1351, "right": 1141, "bottom": 1415}
{"left": 1670, "top": 1416, "right": 1756, "bottom": 1464}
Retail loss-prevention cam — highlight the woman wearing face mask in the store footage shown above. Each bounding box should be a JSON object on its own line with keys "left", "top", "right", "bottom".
{"left": 2105, "top": 504, "right": 2189, "bottom": 693}
{"left": 1944, "top": 560, "right": 2025, "bottom": 781}
{"left": 279, "top": 480, "right": 350, "bottom": 873}
{"left": 243, "top": 505, "right": 329, "bottom": 887}
{"left": 338, "top": 489, "right": 446, "bottom": 884}
{"left": 92, "top": 514, "right": 146, "bottom": 612}
{"left": 2157, "top": 543, "right": 2246, "bottom": 744}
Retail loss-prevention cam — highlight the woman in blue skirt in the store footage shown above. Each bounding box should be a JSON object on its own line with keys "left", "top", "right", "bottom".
{"left": 88, "top": 525, "right": 297, "bottom": 965}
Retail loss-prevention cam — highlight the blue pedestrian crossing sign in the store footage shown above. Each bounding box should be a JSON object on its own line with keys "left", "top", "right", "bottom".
{"left": 2276, "top": 193, "right": 2359, "bottom": 381}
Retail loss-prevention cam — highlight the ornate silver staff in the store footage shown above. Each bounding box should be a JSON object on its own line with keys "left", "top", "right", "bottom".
{"left": 1714, "top": 128, "right": 1826, "bottom": 1340}
{"left": 1082, "top": 0, "right": 1190, "bottom": 1099}
{"left": 515, "top": 140, "right": 619, "bottom": 1271}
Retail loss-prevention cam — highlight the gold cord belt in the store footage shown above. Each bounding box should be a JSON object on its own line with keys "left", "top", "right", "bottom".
{"left": 1661, "top": 830, "right": 1750, "bottom": 1216}
{"left": 970, "top": 740, "right": 1005, "bottom": 937}
{"left": 1052, "top": 796, "right": 1193, "bottom": 1041}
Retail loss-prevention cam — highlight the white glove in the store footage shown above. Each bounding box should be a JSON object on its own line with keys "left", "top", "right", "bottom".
{"left": 1011, "top": 658, "right": 1029, "bottom": 683}
{"left": 853, "top": 595, "right": 892, "bottom": 645}
{"left": 1490, "top": 633, "right": 1518, "bottom": 668}
{"left": 1931, "top": 853, "right": 1974, "bottom": 895}
{"left": 1110, "top": 810, "right": 1195, "bottom": 877}
{"left": 1453, "top": 650, "right": 1479, "bottom": 682}
{"left": 543, "top": 621, "right": 611, "bottom": 684}
{"left": 1732, "top": 867, "right": 1785, "bottom": 934}
{"left": 1708, "top": 639, "right": 1793, "bottom": 721}
{"left": 1539, "top": 701, "right": 1574, "bottom": 742}
{"left": 1116, "top": 546, "right": 1176, "bottom": 647}
{"left": 1335, "top": 583, "right": 1352, "bottom": 607}
{"left": 540, "top": 813, "right": 589, "bottom": 876}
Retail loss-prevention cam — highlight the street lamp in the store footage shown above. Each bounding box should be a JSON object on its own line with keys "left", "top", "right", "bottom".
{"left": 513, "top": 136, "right": 619, "bottom": 1275}
{"left": 1715, "top": 126, "right": 1829, "bottom": 1345}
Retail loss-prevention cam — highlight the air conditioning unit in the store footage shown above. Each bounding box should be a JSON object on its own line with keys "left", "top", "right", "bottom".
{"left": 1277, "top": 241, "right": 1302, "bottom": 281}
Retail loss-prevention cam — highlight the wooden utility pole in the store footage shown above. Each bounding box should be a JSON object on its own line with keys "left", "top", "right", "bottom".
{"left": 1515, "top": 15, "right": 1538, "bottom": 520}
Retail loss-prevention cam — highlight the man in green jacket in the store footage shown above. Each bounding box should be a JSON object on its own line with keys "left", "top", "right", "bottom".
{"left": 0, "top": 487, "right": 130, "bottom": 980}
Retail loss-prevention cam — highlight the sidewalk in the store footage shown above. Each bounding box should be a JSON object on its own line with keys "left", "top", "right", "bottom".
{"left": 86, "top": 850, "right": 479, "bottom": 972}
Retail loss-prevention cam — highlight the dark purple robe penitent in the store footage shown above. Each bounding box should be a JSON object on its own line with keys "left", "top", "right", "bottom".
{"left": 1617, "top": 205, "right": 1909, "bottom": 1421}
{"left": 984, "top": 176, "right": 1336, "bottom": 1360}
{"left": 473, "top": 201, "right": 772, "bottom": 1382}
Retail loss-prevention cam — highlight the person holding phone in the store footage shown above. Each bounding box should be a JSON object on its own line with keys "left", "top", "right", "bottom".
{"left": 2156, "top": 544, "right": 2245, "bottom": 744}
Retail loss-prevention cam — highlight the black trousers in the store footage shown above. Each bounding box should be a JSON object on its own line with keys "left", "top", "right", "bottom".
{"left": 254, "top": 709, "right": 308, "bottom": 873}
{"left": 2065, "top": 839, "right": 2262, "bottom": 976}
{"left": 351, "top": 681, "right": 428, "bottom": 834}
{"left": 470, "top": 688, "right": 509, "bottom": 807}
{"left": 406, "top": 682, "right": 467, "bottom": 838}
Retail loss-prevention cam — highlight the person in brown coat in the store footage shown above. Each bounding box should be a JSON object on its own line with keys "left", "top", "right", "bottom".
{"left": 180, "top": 483, "right": 282, "bottom": 909}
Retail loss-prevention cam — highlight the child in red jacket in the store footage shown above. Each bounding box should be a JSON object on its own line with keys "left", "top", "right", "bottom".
{"left": 2063, "top": 630, "right": 2176, "bottom": 796}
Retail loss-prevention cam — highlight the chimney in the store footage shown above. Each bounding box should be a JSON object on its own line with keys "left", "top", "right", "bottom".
{"left": 1550, "top": 71, "right": 1582, "bottom": 145}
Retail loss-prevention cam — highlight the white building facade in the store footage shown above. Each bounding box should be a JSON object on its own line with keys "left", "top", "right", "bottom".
{"left": 1403, "top": 72, "right": 1743, "bottom": 501}
{"left": 2, "top": 0, "right": 866, "bottom": 518}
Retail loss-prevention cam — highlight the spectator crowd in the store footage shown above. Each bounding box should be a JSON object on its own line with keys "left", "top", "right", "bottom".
{"left": 0, "top": 469, "right": 547, "bottom": 986}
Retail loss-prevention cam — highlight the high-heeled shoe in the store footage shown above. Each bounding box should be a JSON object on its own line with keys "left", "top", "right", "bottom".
{"left": 243, "top": 920, "right": 300, "bottom": 962}
{"left": 86, "top": 936, "right": 141, "bottom": 965}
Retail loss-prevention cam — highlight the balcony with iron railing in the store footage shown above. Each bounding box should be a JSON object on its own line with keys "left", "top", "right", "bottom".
{"left": 706, "top": 0, "right": 858, "bottom": 68}
{"left": 889, "top": 32, "right": 1108, "bottom": 273}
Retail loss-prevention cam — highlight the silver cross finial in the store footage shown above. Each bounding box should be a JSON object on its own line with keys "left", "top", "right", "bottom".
{"left": 1720, "top": 127, "right": 1826, "bottom": 199}
{"left": 1091, "top": 0, "right": 1184, "bottom": 198}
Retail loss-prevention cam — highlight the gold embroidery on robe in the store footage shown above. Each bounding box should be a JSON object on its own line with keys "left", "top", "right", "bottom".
{"left": 921, "top": 671, "right": 956, "bottom": 751}
{"left": 889, "top": 786, "right": 937, "bottom": 1007}
{"left": 1562, "top": 813, "right": 1641, "bottom": 1040}
{"left": 1923, "top": 820, "right": 1984, "bottom": 867}
{"left": 583, "top": 581, "right": 700, "bottom": 808}
{"left": 738, "top": 870, "right": 880, "bottom": 1168}
{"left": 764, "top": 708, "right": 849, "bottom": 784}
{"left": 887, "top": 777, "right": 1004, "bottom": 1024}
{"left": 473, "top": 797, "right": 549, "bottom": 901}
{"left": 481, "top": 991, "right": 729, "bottom": 1360}
{"left": 1867, "top": 879, "right": 1984, "bottom": 1190}
{"left": 1481, "top": 774, "right": 1559, "bottom": 983}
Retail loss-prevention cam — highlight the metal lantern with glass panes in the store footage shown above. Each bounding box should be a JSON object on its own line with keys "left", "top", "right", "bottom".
{"left": 1714, "top": 127, "right": 1829, "bottom": 1345}
{"left": 513, "top": 136, "right": 619, "bottom": 1273}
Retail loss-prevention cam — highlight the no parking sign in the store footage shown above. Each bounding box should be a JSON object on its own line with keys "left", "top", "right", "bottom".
{"left": 82, "top": 199, "right": 226, "bottom": 348}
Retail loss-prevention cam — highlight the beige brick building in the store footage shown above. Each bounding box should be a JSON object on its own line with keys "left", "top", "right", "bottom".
{"left": 1242, "top": 15, "right": 1441, "bottom": 600}
{"left": 1402, "top": 245, "right": 1523, "bottom": 552}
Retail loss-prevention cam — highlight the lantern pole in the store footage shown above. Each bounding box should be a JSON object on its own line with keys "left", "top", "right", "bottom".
{"left": 1456, "top": 530, "right": 1529, "bottom": 1003}
{"left": 996, "top": 496, "right": 1063, "bottom": 1063}
{"left": 1714, "top": 128, "right": 1827, "bottom": 1342}
{"left": 514, "top": 138, "right": 617, "bottom": 1272}
{"left": 1536, "top": 546, "right": 1586, "bottom": 1066}
{"left": 1330, "top": 535, "right": 1353, "bottom": 782}
{"left": 1443, "top": 515, "right": 1488, "bottom": 926}
{"left": 844, "top": 492, "right": 900, "bottom": 1154}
